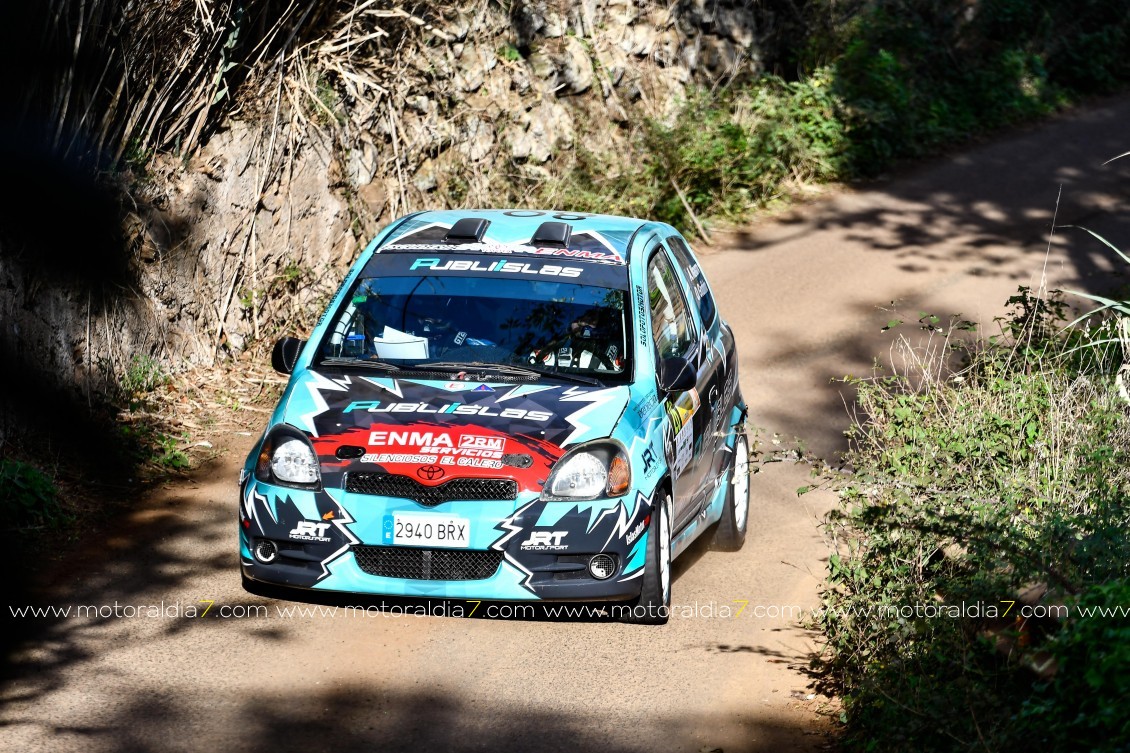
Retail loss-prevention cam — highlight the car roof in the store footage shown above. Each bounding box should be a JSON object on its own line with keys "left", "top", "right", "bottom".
{"left": 378, "top": 209, "right": 655, "bottom": 264}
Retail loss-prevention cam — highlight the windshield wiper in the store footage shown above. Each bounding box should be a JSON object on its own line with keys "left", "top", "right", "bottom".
{"left": 402, "top": 361, "right": 481, "bottom": 372}
{"left": 517, "top": 363, "right": 604, "bottom": 386}
{"left": 317, "top": 357, "right": 401, "bottom": 372}
{"left": 318, "top": 358, "right": 605, "bottom": 386}
{"left": 426, "top": 361, "right": 603, "bottom": 386}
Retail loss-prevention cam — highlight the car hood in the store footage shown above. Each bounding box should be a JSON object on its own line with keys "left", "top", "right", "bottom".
{"left": 277, "top": 371, "right": 631, "bottom": 489}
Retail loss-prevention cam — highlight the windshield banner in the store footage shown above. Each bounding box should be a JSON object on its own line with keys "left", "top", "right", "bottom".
{"left": 361, "top": 253, "right": 629, "bottom": 289}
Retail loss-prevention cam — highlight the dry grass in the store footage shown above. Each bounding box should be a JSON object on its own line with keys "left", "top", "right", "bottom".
{"left": 28, "top": 1, "right": 447, "bottom": 179}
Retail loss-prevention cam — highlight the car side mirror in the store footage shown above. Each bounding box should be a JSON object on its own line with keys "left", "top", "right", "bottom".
{"left": 657, "top": 356, "right": 696, "bottom": 393}
{"left": 271, "top": 337, "right": 306, "bottom": 375}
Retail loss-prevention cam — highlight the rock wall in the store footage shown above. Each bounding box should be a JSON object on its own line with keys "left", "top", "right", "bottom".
{"left": 4, "top": 0, "right": 775, "bottom": 410}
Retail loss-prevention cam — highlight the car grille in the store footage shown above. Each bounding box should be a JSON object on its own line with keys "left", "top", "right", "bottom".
{"left": 352, "top": 546, "right": 503, "bottom": 581}
{"left": 345, "top": 473, "right": 517, "bottom": 507}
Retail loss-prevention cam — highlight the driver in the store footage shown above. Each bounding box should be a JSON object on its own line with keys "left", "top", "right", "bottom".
{"left": 408, "top": 295, "right": 497, "bottom": 354}
{"left": 532, "top": 305, "right": 622, "bottom": 371}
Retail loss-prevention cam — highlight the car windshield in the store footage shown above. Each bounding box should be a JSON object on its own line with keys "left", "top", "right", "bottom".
{"left": 316, "top": 273, "right": 630, "bottom": 381}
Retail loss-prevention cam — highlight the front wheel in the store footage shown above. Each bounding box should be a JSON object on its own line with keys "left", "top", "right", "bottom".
{"left": 711, "top": 431, "right": 750, "bottom": 551}
{"left": 619, "top": 491, "right": 672, "bottom": 625}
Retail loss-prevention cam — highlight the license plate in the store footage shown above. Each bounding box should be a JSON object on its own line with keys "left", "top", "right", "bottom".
{"left": 388, "top": 514, "right": 470, "bottom": 548}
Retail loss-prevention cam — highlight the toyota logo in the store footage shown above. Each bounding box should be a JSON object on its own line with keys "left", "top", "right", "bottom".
{"left": 417, "top": 465, "right": 445, "bottom": 481}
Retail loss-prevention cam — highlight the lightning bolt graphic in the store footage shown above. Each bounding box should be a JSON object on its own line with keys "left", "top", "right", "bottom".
{"left": 244, "top": 487, "right": 272, "bottom": 533}
{"left": 297, "top": 371, "right": 350, "bottom": 436}
{"left": 559, "top": 386, "right": 623, "bottom": 446}
{"left": 492, "top": 500, "right": 542, "bottom": 590}
{"left": 315, "top": 488, "right": 361, "bottom": 580}
{"left": 360, "top": 377, "right": 403, "bottom": 398}
{"left": 496, "top": 384, "right": 558, "bottom": 403}
{"left": 598, "top": 491, "right": 648, "bottom": 551}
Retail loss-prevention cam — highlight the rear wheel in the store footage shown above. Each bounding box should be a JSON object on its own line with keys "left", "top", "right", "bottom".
{"left": 619, "top": 491, "right": 671, "bottom": 625}
{"left": 711, "top": 432, "right": 749, "bottom": 551}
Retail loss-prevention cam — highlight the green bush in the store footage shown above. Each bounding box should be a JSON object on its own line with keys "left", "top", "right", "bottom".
{"left": 647, "top": 72, "right": 846, "bottom": 223}
{"left": 1019, "top": 579, "right": 1130, "bottom": 751}
{"left": 824, "top": 0, "right": 1130, "bottom": 175}
{"left": 0, "top": 458, "right": 70, "bottom": 530}
{"left": 815, "top": 290, "right": 1130, "bottom": 751}
{"left": 533, "top": 72, "right": 846, "bottom": 239}
{"left": 120, "top": 353, "right": 167, "bottom": 397}
{"left": 831, "top": 0, "right": 1045, "bottom": 172}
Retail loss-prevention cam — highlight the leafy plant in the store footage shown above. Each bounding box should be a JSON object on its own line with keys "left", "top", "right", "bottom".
{"left": 0, "top": 458, "right": 71, "bottom": 529}
{"left": 239, "top": 286, "right": 262, "bottom": 310}
{"left": 1057, "top": 221, "right": 1130, "bottom": 403}
{"left": 497, "top": 43, "right": 521, "bottom": 62}
{"left": 1018, "top": 579, "right": 1130, "bottom": 750}
{"left": 814, "top": 287, "right": 1130, "bottom": 750}
{"left": 154, "top": 432, "right": 191, "bottom": 470}
{"left": 822, "top": 0, "right": 1129, "bottom": 176}
{"left": 1063, "top": 224, "right": 1130, "bottom": 326}
{"left": 116, "top": 423, "right": 192, "bottom": 471}
{"left": 120, "top": 354, "right": 167, "bottom": 397}
{"left": 310, "top": 70, "right": 343, "bottom": 126}
{"left": 532, "top": 72, "right": 846, "bottom": 240}
{"left": 280, "top": 262, "right": 304, "bottom": 285}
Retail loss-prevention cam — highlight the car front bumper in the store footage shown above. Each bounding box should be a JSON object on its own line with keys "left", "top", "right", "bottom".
{"left": 239, "top": 479, "right": 657, "bottom": 601}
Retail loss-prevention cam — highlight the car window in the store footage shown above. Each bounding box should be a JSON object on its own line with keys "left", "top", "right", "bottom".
{"left": 646, "top": 250, "right": 697, "bottom": 360}
{"left": 316, "top": 273, "right": 630, "bottom": 379}
{"left": 666, "top": 236, "right": 717, "bottom": 328}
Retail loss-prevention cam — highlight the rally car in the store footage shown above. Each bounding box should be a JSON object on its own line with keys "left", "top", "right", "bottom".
{"left": 240, "top": 209, "right": 749, "bottom": 624}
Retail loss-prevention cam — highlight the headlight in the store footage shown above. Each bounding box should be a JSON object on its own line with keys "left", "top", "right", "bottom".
{"left": 254, "top": 426, "right": 321, "bottom": 489}
{"left": 543, "top": 441, "right": 631, "bottom": 500}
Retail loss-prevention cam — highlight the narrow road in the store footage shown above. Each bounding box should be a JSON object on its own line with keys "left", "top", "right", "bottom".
{"left": 3, "top": 95, "right": 1128, "bottom": 753}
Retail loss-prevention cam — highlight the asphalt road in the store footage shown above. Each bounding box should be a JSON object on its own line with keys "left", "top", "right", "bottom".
{"left": 3, "top": 94, "right": 1129, "bottom": 753}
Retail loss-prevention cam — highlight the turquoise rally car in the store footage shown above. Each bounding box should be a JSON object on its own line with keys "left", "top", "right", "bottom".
{"left": 240, "top": 209, "right": 749, "bottom": 624}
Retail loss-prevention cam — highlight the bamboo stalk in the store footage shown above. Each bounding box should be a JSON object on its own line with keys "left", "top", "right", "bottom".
{"left": 670, "top": 178, "right": 712, "bottom": 245}
{"left": 50, "top": 0, "right": 87, "bottom": 151}
{"left": 320, "top": 28, "right": 389, "bottom": 54}
{"left": 86, "top": 290, "right": 92, "bottom": 410}
{"left": 213, "top": 233, "right": 249, "bottom": 364}
{"left": 388, "top": 101, "right": 409, "bottom": 214}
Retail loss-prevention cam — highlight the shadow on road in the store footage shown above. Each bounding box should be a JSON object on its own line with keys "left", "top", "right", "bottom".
{"left": 2, "top": 434, "right": 838, "bottom": 751}
{"left": 3, "top": 684, "right": 835, "bottom": 753}
{"left": 715, "top": 94, "right": 1130, "bottom": 463}
{"left": 1, "top": 446, "right": 235, "bottom": 689}
{"left": 726, "top": 94, "right": 1130, "bottom": 285}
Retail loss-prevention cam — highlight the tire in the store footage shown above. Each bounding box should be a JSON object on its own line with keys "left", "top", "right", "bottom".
{"left": 711, "top": 431, "right": 750, "bottom": 551}
{"left": 619, "top": 491, "right": 672, "bottom": 625}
